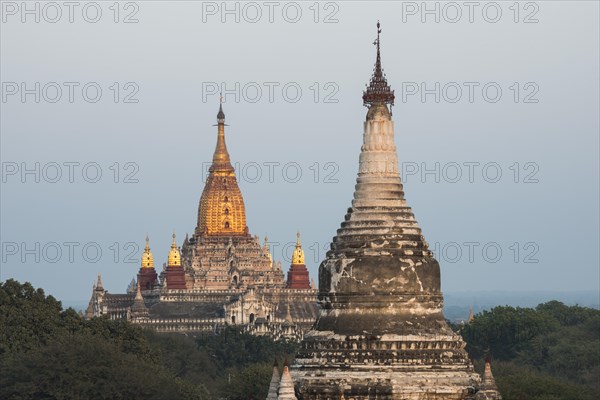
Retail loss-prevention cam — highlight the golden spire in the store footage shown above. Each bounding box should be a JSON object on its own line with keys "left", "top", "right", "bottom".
{"left": 141, "top": 235, "right": 155, "bottom": 268}
{"left": 167, "top": 233, "right": 181, "bottom": 267}
{"left": 264, "top": 236, "right": 273, "bottom": 264}
{"left": 211, "top": 96, "right": 233, "bottom": 173}
{"left": 292, "top": 231, "right": 305, "bottom": 265}
{"left": 196, "top": 101, "right": 247, "bottom": 236}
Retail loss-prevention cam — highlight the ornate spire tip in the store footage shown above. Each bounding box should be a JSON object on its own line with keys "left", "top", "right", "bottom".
{"left": 217, "top": 93, "right": 225, "bottom": 121}
{"left": 362, "top": 21, "right": 395, "bottom": 107}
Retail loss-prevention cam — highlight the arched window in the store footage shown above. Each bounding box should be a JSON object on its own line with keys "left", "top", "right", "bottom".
{"left": 224, "top": 221, "right": 230, "bottom": 229}
{"left": 231, "top": 315, "right": 236, "bottom": 324}
{"left": 249, "top": 313, "right": 255, "bottom": 323}
{"left": 224, "top": 196, "right": 228, "bottom": 202}
{"left": 225, "top": 208, "right": 229, "bottom": 215}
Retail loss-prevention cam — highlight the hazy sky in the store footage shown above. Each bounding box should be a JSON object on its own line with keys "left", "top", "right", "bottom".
{"left": 1, "top": 1, "right": 598, "bottom": 303}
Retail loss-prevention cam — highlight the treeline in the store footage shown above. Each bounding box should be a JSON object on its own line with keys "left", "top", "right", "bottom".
{"left": 2, "top": 279, "right": 599, "bottom": 399}
{"left": 459, "top": 301, "right": 600, "bottom": 399}
{"left": 0, "top": 280, "right": 298, "bottom": 400}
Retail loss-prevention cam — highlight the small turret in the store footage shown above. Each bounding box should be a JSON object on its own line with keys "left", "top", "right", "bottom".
{"left": 168, "top": 233, "right": 181, "bottom": 266}
{"left": 264, "top": 236, "right": 273, "bottom": 264}
{"left": 141, "top": 236, "right": 154, "bottom": 268}
{"left": 166, "top": 233, "right": 187, "bottom": 290}
{"left": 127, "top": 278, "right": 137, "bottom": 294}
{"left": 95, "top": 273, "right": 104, "bottom": 292}
{"left": 475, "top": 355, "right": 502, "bottom": 399}
{"left": 277, "top": 358, "right": 297, "bottom": 400}
{"left": 130, "top": 282, "right": 149, "bottom": 320}
{"left": 266, "top": 360, "right": 280, "bottom": 400}
{"left": 482, "top": 355, "right": 498, "bottom": 389}
{"left": 284, "top": 303, "right": 294, "bottom": 325}
{"left": 286, "top": 231, "right": 311, "bottom": 289}
{"left": 291, "top": 231, "right": 305, "bottom": 265}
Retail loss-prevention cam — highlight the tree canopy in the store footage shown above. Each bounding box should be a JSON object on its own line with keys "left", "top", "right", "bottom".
{"left": 461, "top": 300, "right": 600, "bottom": 399}
{"left": 2, "top": 279, "right": 598, "bottom": 399}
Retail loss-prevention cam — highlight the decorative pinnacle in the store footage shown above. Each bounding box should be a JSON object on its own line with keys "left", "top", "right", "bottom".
{"left": 292, "top": 231, "right": 305, "bottom": 265}
{"left": 217, "top": 93, "right": 225, "bottom": 122}
{"left": 135, "top": 281, "right": 143, "bottom": 300}
{"left": 96, "top": 273, "right": 103, "bottom": 291}
{"left": 362, "top": 21, "right": 395, "bottom": 107}
{"left": 211, "top": 98, "right": 233, "bottom": 172}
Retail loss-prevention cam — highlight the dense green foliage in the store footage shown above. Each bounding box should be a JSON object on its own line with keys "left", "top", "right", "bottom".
{"left": 2, "top": 280, "right": 598, "bottom": 399}
{"left": 144, "top": 329, "right": 299, "bottom": 399}
{"left": 461, "top": 301, "right": 600, "bottom": 400}
{"left": 0, "top": 280, "right": 298, "bottom": 400}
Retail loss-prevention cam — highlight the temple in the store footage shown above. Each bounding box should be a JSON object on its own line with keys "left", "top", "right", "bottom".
{"left": 290, "top": 22, "right": 501, "bottom": 399}
{"left": 86, "top": 101, "right": 318, "bottom": 339}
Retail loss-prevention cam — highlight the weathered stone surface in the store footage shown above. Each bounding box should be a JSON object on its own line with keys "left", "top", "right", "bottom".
{"left": 267, "top": 362, "right": 281, "bottom": 400}
{"left": 291, "top": 25, "right": 492, "bottom": 399}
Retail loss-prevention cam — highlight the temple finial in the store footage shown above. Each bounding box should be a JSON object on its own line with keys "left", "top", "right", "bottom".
{"left": 362, "top": 21, "right": 395, "bottom": 108}
{"left": 211, "top": 98, "right": 232, "bottom": 168}
{"left": 217, "top": 93, "right": 225, "bottom": 122}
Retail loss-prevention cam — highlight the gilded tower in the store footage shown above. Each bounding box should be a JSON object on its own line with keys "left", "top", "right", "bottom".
{"left": 292, "top": 23, "right": 492, "bottom": 399}
{"left": 181, "top": 103, "right": 287, "bottom": 290}
{"left": 196, "top": 103, "right": 247, "bottom": 237}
